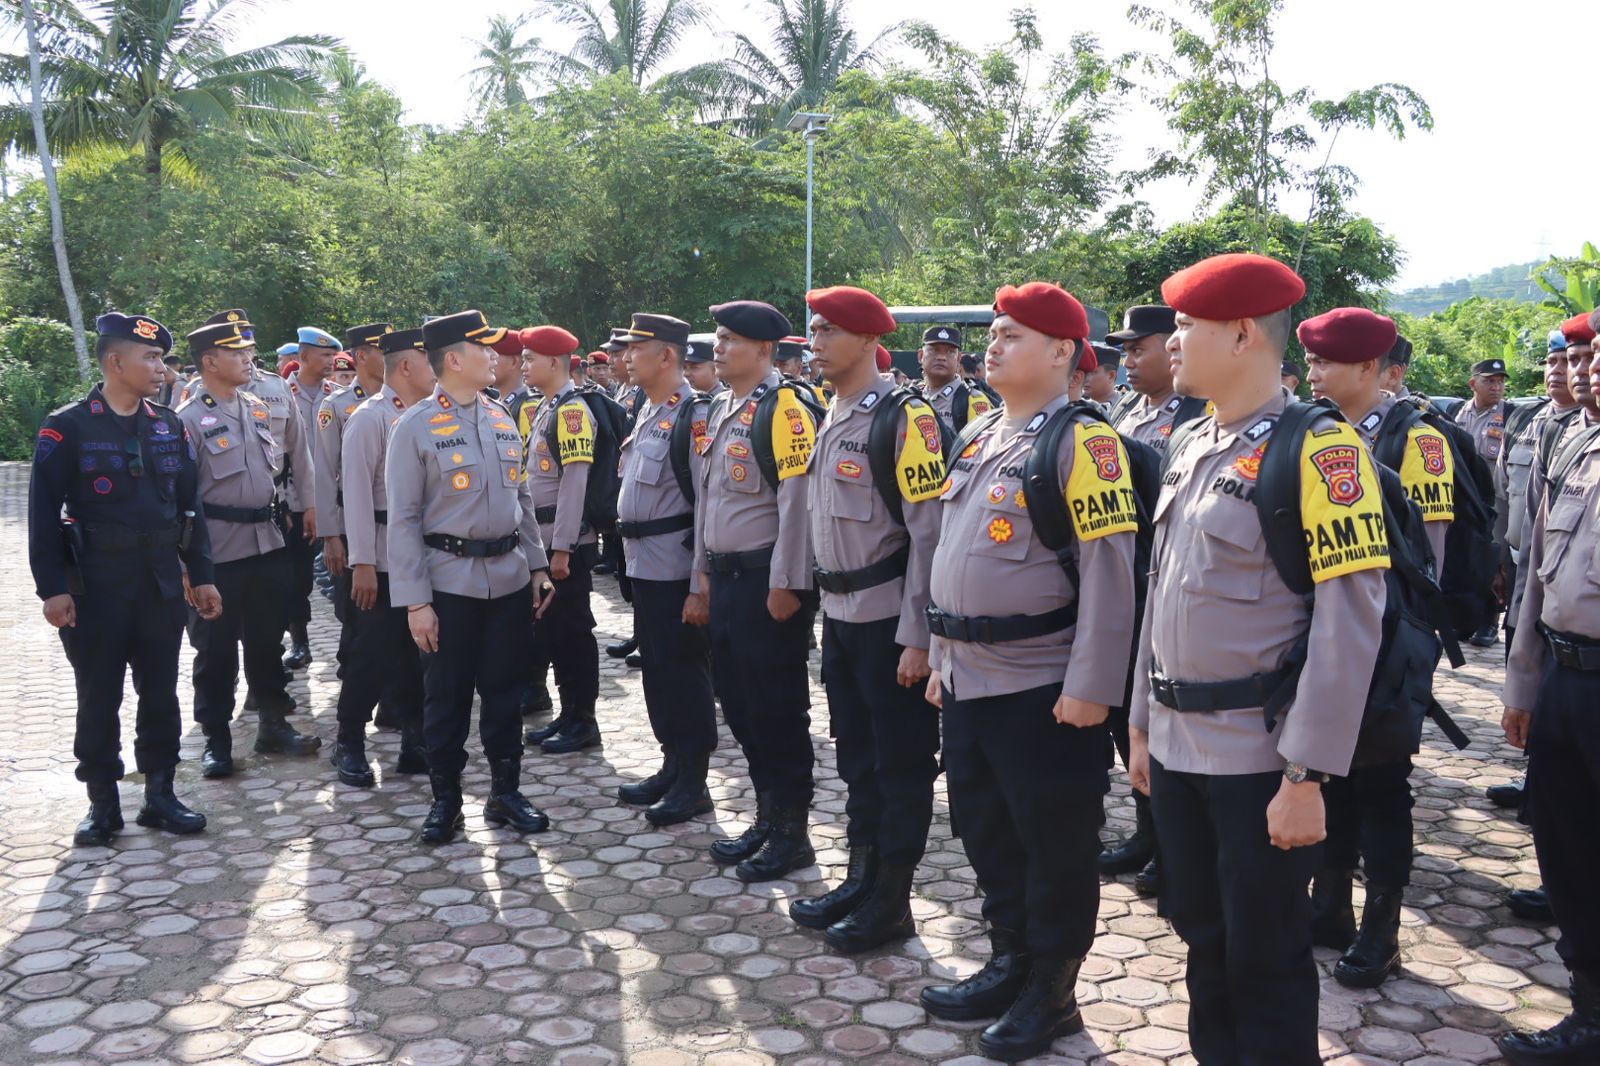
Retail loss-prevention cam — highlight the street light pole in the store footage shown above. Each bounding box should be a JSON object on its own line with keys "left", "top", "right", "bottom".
{"left": 786, "top": 112, "right": 832, "bottom": 324}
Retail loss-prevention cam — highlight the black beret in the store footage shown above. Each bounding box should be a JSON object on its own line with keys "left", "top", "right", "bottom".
{"left": 624, "top": 313, "right": 691, "bottom": 348}
{"left": 422, "top": 310, "right": 507, "bottom": 351}
{"left": 922, "top": 325, "right": 962, "bottom": 346}
{"left": 96, "top": 312, "right": 173, "bottom": 355}
{"left": 1472, "top": 358, "right": 1508, "bottom": 377}
{"left": 1281, "top": 360, "right": 1300, "bottom": 378}
{"left": 709, "top": 300, "right": 791, "bottom": 342}
{"left": 959, "top": 353, "right": 981, "bottom": 373}
{"left": 379, "top": 327, "right": 425, "bottom": 355}
{"left": 1106, "top": 304, "right": 1177, "bottom": 343}
{"left": 345, "top": 322, "right": 394, "bottom": 350}
{"left": 1385, "top": 335, "right": 1413, "bottom": 365}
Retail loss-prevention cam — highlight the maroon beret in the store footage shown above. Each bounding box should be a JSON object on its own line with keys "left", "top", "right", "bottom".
{"left": 590, "top": 351, "right": 610, "bottom": 365}
{"left": 332, "top": 353, "right": 355, "bottom": 372}
{"left": 520, "top": 325, "right": 580, "bottom": 358}
{"left": 1161, "top": 253, "right": 1306, "bottom": 321}
{"left": 807, "top": 286, "right": 897, "bottom": 336}
{"left": 1076, "top": 344, "right": 1098, "bottom": 373}
{"left": 993, "top": 281, "right": 1089, "bottom": 341}
{"left": 1295, "top": 307, "right": 1397, "bottom": 364}
{"left": 490, "top": 333, "right": 526, "bottom": 357}
{"left": 875, "top": 344, "right": 892, "bottom": 372}
{"left": 1562, "top": 312, "right": 1597, "bottom": 344}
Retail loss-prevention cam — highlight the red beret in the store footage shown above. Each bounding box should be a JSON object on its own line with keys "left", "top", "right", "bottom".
{"left": 1161, "top": 253, "right": 1306, "bottom": 321}
{"left": 1561, "top": 312, "right": 1597, "bottom": 344}
{"left": 280, "top": 360, "right": 299, "bottom": 378}
{"left": 875, "top": 344, "right": 893, "bottom": 372}
{"left": 1076, "top": 345, "right": 1098, "bottom": 373}
{"left": 993, "top": 282, "right": 1089, "bottom": 341}
{"left": 591, "top": 351, "right": 609, "bottom": 365}
{"left": 332, "top": 353, "right": 356, "bottom": 371}
{"left": 807, "top": 286, "right": 897, "bottom": 336}
{"left": 570, "top": 355, "right": 583, "bottom": 371}
{"left": 1295, "top": 307, "right": 1397, "bottom": 364}
{"left": 520, "top": 326, "right": 580, "bottom": 358}
{"left": 491, "top": 333, "right": 526, "bottom": 357}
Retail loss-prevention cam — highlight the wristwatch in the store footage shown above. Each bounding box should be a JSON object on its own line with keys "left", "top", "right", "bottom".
{"left": 1283, "top": 761, "right": 1329, "bottom": 784}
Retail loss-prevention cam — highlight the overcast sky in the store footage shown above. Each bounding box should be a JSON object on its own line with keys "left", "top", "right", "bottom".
{"left": 234, "top": 0, "right": 1597, "bottom": 290}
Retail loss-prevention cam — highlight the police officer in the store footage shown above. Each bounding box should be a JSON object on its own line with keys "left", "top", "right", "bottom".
{"left": 791, "top": 287, "right": 943, "bottom": 954}
{"left": 490, "top": 332, "right": 531, "bottom": 415}
{"left": 328, "top": 327, "right": 434, "bottom": 786}
{"left": 914, "top": 282, "right": 1136, "bottom": 1062}
{"left": 776, "top": 335, "right": 825, "bottom": 407}
{"left": 284, "top": 326, "right": 340, "bottom": 667}
{"left": 688, "top": 299, "right": 818, "bottom": 882}
{"left": 1302, "top": 307, "right": 1454, "bottom": 989}
{"left": 177, "top": 315, "right": 321, "bottom": 777}
{"left": 1128, "top": 254, "right": 1389, "bottom": 1066}
{"left": 385, "top": 310, "right": 554, "bottom": 843}
{"left": 684, "top": 336, "right": 725, "bottom": 396}
{"left": 30, "top": 313, "right": 220, "bottom": 846}
{"left": 1498, "top": 341, "right": 1600, "bottom": 1064}
{"left": 1106, "top": 304, "right": 1202, "bottom": 455}
{"left": 518, "top": 326, "right": 603, "bottom": 755}
{"left": 920, "top": 325, "right": 994, "bottom": 433}
{"left": 1455, "top": 357, "right": 1510, "bottom": 647}
{"left": 613, "top": 312, "right": 718, "bottom": 824}
{"left": 1085, "top": 343, "right": 1121, "bottom": 409}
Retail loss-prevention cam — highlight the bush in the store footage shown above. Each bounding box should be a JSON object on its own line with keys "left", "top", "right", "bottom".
{"left": 0, "top": 317, "right": 82, "bottom": 394}
{"left": 0, "top": 317, "right": 83, "bottom": 460}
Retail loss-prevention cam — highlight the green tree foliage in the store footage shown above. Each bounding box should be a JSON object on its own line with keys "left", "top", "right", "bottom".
{"left": 1534, "top": 241, "right": 1600, "bottom": 316}
{"left": 1396, "top": 298, "right": 1562, "bottom": 399}
{"left": 0, "top": 316, "right": 77, "bottom": 456}
{"left": 468, "top": 13, "right": 545, "bottom": 112}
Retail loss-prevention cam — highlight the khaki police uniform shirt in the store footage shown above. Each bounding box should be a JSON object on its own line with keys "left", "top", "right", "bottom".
{"left": 312, "top": 381, "right": 371, "bottom": 538}
{"left": 618, "top": 381, "right": 703, "bottom": 583}
{"left": 1128, "top": 391, "right": 1389, "bottom": 777}
{"left": 928, "top": 396, "right": 1139, "bottom": 702}
{"left": 288, "top": 374, "right": 331, "bottom": 512}
{"left": 384, "top": 384, "right": 549, "bottom": 606}
{"left": 527, "top": 383, "right": 595, "bottom": 555}
{"left": 809, "top": 378, "right": 944, "bottom": 648}
{"left": 925, "top": 378, "right": 994, "bottom": 433}
{"left": 1350, "top": 394, "right": 1452, "bottom": 567}
{"left": 1455, "top": 398, "right": 1507, "bottom": 463}
{"left": 1506, "top": 428, "right": 1600, "bottom": 709}
{"left": 341, "top": 385, "right": 410, "bottom": 573}
{"left": 1510, "top": 407, "right": 1592, "bottom": 617}
{"left": 692, "top": 370, "right": 814, "bottom": 592}
{"left": 1113, "top": 389, "right": 1184, "bottom": 454}
{"left": 175, "top": 383, "right": 287, "bottom": 565}
{"left": 245, "top": 368, "right": 309, "bottom": 511}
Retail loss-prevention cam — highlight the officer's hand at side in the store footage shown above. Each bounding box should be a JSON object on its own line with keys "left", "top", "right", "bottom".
{"left": 897, "top": 647, "right": 931, "bottom": 688}
{"left": 924, "top": 676, "right": 942, "bottom": 709}
{"left": 533, "top": 571, "right": 556, "bottom": 619}
{"left": 1054, "top": 695, "right": 1109, "bottom": 728}
{"left": 323, "top": 536, "right": 347, "bottom": 579}
{"left": 191, "top": 584, "right": 223, "bottom": 621}
{"left": 1128, "top": 727, "right": 1150, "bottom": 796}
{"left": 303, "top": 507, "right": 318, "bottom": 540}
{"left": 1266, "top": 778, "right": 1326, "bottom": 850}
{"left": 1502, "top": 707, "right": 1531, "bottom": 750}
{"left": 767, "top": 588, "right": 801, "bottom": 622}
{"left": 682, "top": 591, "right": 709, "bottom": 627}
{"left": 1492, "top": 565, "right": 1507, "bottom": 605}
{"left": 409, "top": 605, "right": 440, "bottom": 653}
{"left": 42, "top": 594, "right": 76, "bottom": 629}
{"left": 351, "top": 564, "right": 378, "bottom": 611}
{"left": 550, "top": 551, "right": 570, "bottom": 581}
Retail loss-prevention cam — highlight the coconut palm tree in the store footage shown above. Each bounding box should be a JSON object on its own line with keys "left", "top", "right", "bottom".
{"left": 535, "top": 0, "right": 707, "bottom": 88}
{"left": 467, "top": 12, "right": 546, "bottom": 111}
{"left": 0, "top": 0, "right": 339, "bottom": 190}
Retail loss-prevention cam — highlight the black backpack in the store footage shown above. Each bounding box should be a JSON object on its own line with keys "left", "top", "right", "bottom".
{"left": 750, "top": 381, "right": 829, "bottom": 491}
{"left": 1537, "top": 405, "right": 1588, "bottom": 478}
{"left": 667, "top": 391, "right": 714, "bottom": 505}
{"left": 542, "top": 385, "right": 633, "bottom": 533}
{"left": 1503, "top": 397, "right": 1549, "bottom": 450}
{"left": 1372, "top": 397, "right": 1499, "bottom": 640}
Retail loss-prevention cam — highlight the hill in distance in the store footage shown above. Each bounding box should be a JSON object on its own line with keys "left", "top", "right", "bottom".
{"left": 1388, "top": 259, "right": 1556, "bottom": 316}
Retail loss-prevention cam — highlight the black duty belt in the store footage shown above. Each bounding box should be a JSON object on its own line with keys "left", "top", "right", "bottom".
{"left": 534, "top": 505, "right": 558, "bottom": 524}
{"left": 1149, "top": 663, "right": 1299, "bottom": 713}
{"left": 423, "top": 533, "right": 519, "bottom": 558}
{"left": 924, "top": 602, "right": 1077, "bottom": 644}
{"left": 618, "top": 513, "right": 694, "bottom": 539}
{"left": 374, "top": 510, "right": 388, "bottom": 526}
{"left": 81, "top": 524, "right": 182, "bottom": 552}
{"left": 704, "top": 546, "right": 774, "bottom": 574}
{"left": 203, "top": 502, "right": 274, "bottom": 524}
{"left": 1542, "top": 626, "right": 1600, "bottom": 672}
{"left": 815, "top": 544, "right": 910, "bottom": 595}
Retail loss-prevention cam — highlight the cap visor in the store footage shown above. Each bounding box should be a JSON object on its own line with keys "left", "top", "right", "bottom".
{"left": 469, "top": 326, "right": 508, "bottom": 346}
{"left": 1104, "top": 329, "right": 1148, "bottom": 342}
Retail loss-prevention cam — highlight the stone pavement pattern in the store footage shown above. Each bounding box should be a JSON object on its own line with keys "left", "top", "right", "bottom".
{"left": 0, "top": 462, "right": 1567, "bottom": 1066}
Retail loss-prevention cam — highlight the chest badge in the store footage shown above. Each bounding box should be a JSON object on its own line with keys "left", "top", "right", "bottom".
{"left": 988, "top": 484, "right": 1008, "bottom": 503}
{"left": 730, "top": 463, "right": 749, "bottom": 482}
{"left": 987, "top": 516, "right": 1014, "bottom": 543}
{"left": 836, "top": 460, "right": 862, "bottom": 478}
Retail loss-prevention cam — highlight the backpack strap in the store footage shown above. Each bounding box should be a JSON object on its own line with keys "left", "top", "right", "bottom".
{"left": 1020, "top": 403, "right": 1121, "bottom": 594}
{"left": 1539, "top": 406, "right": 1586, "bottom": 478}
{"left": 1504, "top": 397, "right": 1547, "bottom": 443}
{"left": 1372, "top": 398, "right": 1425, "bottom": 471}
{"left": 1171, "top": 395, "right": 1210, "bottom": 430}
{"left": 751, "top": 382, "right": 821, "bottom": 492}
{"left": 1159, "top": 413, "right": 1211, "bottom": 481}
{"left": 668, "top": 391, "right": 712, "bottom": 505}
{"left": 865, "top": 386, "right": 950, "bottom": 526}
{"left": 1253, "top": 399, "right": 1332, "bottom": 597}
{"left": 949, "top": 381, "right": 970, "bottom": 434}
{"left": 1550, "top": 423, "right": 1600, "bottom": 502}
{"left": 949, "top": 406, "right": 1005, "bottom": 465}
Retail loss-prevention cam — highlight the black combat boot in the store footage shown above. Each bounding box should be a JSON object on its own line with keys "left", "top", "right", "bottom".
{"left": 736, "top": 799, "right": 816, "bottom": 883}
{"left": 483, "top": 758, "right": 550, "bottom": 833}
{"left": 74, "top": 781, "right": 122, "bottom": 847}
{"left": 619, "top": 748, "right": 677, "bottom": 805}
{"left": 135, "top": 769, "right": 207, "bottom": 834}
{"left": 790, "top": 845, "right": 878, "bottom": 930}
{"left": 255, "top": 709, "right": 321, "bottom": 756}
{"left": 606, "top": 637, "right": 638, "bottom": 659}
{"left": 1098, "top": 793, "right": 1155, "bottom": 875}
{"left": 520, "top": 681, "right": 554, "bottom": 717}
{"left": 330, "top": 740, "right": 375, "bottom": 788}
{"left": 710, "top": 792, "right": 772, "bottom": 864}
{"left": 1133, "top": 854, "right": 1161, "bottom": 897}
{"left": 824, "top": 860, "right": 916, "bottom": 954}
{"left": 541, "top": 705, "right": 600, "bottom": 754}
{"left": 525, "top": 707, "right": 571, "bottom": 745}
{"left": 1507, "top": 887, "right": 1555, "bottom": 922}
{"left": 978, "top": 955, "right": 1085, "bottom": 1062}
{"left": 921, "top": 927, "right": 1030, "bottom": 1021}
{"left": 1498, "top": 972, "right": 1600, "bottom": 1065}
{"left": 283, "top": 623, "right": 312, "bottom": 669}
{"left": 396, "top": 726, "right": 428, "bottom": 775}
{"left": 201, "top": 727, "right": 234, "bottom": 779}
{"left": 419, "top": 772, "right": 465, "bottom": 844}
{"left": 373, "top": 698, "right": 402, "bottom": 731}
{"left": 1486, "top": 776, "right": 1525, "bottom": 808}
{"left": 1311, "top": 868, "right": 1358, "bottom": 951}
{"left": 645, "top": 751, "right": 713, "bottom": 826}
{"left": 1333, "top": 886, "right": 1404, "bottom": 988}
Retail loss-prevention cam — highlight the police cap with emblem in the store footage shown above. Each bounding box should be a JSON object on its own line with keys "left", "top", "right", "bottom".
{"left": 1560, "top": 312, "right": 1596, "bottom": 345}
{"left": 1161, "top": 253, "right": 1305, "bottom": 321}
{"left": 709, "top": 300, "right": 792, "bottom": 342}
{"left": 519, "top": 325, "right": 580, "bottom": 358}
{"left": 600, "top": 328, "right": 631, "bottom": 353}
{"left": 1296, "top": 307, "right": 1397, "bottom": 364}
{"left": 1106, "top": 304, "right": 1178, "bottom": 343}
{"left": 994, "top": 281, "right": 1089, "bottom": 341}
{"left": 806, "top": 286, "right": 897, "bottom": 336}
{"left": 624, "top": 313, "right": 691, "bottom": 348}
{"left": 296, "top": 325, "right": 342, "bottom": 351}
{"left": 1090, "top": 342, "right": 1121, "bottom": 368}
{"left": 344, "top": 322, "right": 393, "bottom": 350}
{"left": 96, "top": 312, "right": 173, "bottom": 355}
{"left": 922, "top": 325, "right": 962, "bottom": 347}
{"left": 1471, "top": 358, "right": 1508, "bottom": 377}
{"left": 685, "top": 338, "right": 714, "bottom": 363}
{"left": 187, "top": 309, "right": 257, "bottom": 356}
{"left": 379, "top": 328, "right": 425, "bottom": 355}
{"left": 422, "top": 310, "right": 508, "bottom": 351}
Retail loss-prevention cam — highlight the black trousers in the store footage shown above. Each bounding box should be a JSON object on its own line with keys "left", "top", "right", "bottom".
{"left": 1322, "top": 759, "right": 1414, "bottom": 888}
{"left": 633, "top": 578, "right": 717, "bottom": 755}
{"left": 422, "top": 584, "right": 532, "bottom": 776}
{"left": 285, "top": 511, "right": 315, "bottom": 627}
{"left": 942, "top": 683, "right": 1106, "bottom": 957}
{"left": 61, "top": 568, "right": 186, "bottom": 782}
{"left": 823, "top": 616, "right": 940, "bottom": 863}
{"left": 529, "top": 547, "right": 598, "bottom": 714}
{"left": 334, "top": 571, "right": 423, "bottom": 746}
{"left": 1527, "top": 657, "right": 1600, "bottom": 983}
{"left": 189, "top": 549, "right": 293, "bottom": 729}
{"left": 1150, "top": 758, "right": 1322, "bottom": 1066}
{"left": 708, "top": 565, "right": 814, "bottom": 805}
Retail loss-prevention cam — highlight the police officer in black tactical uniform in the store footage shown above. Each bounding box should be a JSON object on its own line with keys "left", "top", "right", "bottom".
{"left": 29, "top": 313, "right": 222, "bottom": 846}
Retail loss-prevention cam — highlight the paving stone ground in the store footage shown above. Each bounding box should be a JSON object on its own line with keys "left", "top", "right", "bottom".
{"left": 0, "top": 461, "right": 1563, "bottom": 1065}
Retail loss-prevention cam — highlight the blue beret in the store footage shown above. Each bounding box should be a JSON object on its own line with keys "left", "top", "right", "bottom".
{"left": 709, "top": 300, "right": 791, "bottom": 342}
{"left": 95, "top": 312, "right": 173, "bottom": 355}
{"left": 1549, "top": 329, "right": 1570, "bottom": 353}
{"left": 296, "top": 326, "right": 342, "bottom": 350}
{"left": 276, "top": 342, "right": 300, "bottom": 358}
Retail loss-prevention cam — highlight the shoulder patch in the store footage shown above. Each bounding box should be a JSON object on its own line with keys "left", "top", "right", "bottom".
{"left": 770, "top": 393, "right": 815, "bottom": 482}
{"left": 1299, "top": 421, "right": 1390, "bottom": 582}
{"left": 1400, "top": 425, "right": 1455, "bottom": 522}
{"left": 1023, "top": 411, "right": 1047, "bottom": 434}
{"left": 895, "top": 401, "right": 947, "bottom": 503}
{"left": 556, "top": 400, "right": 595, "bottom": 464}
{"left": 1065, "top": 423, "right": 1139, "bottom": 541}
